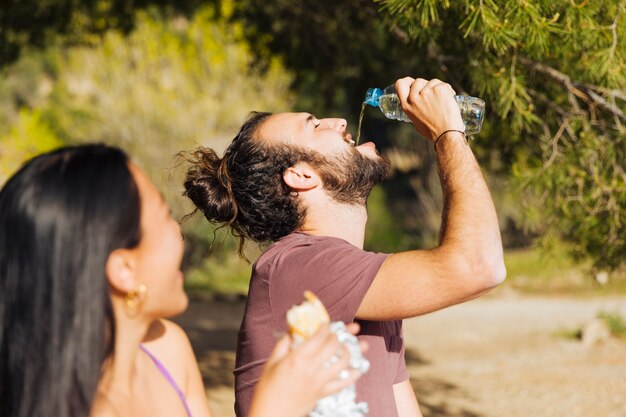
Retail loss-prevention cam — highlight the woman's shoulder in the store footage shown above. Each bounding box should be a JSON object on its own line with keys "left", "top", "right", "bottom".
{"left": 143, "top": 319, "right": 193, "bottom": 353}
{"left": 141, "top": 319, "right": 196, "bottom": 380}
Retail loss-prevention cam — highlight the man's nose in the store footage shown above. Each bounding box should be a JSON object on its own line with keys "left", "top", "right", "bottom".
{"left": 319, "top": 118, "right": 347, "bottom": 133}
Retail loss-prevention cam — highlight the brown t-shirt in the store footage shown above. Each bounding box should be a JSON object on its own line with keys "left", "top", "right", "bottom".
{"left": 234, "top": 232, "right": 409, "bottom": 417}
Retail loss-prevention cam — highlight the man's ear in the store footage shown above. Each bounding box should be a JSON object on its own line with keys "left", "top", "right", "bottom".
{"left": 105, "top": 249, "right": 138, "bottom": 294}
{"left": 283, "top": 162, "right": 321, "bottom": 192}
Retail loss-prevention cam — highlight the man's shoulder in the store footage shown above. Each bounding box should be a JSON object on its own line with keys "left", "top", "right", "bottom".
{"left": 264, "top": 232, "right": 360, "bottom": 254}
{"left": 256, "top": 232, "right": 362, "bottom": 266}
{"left": 253, "top": 232, "right": 389, "bottom": 286}
{"left": 253, "top": 233, "right": 389, "bottom": 325}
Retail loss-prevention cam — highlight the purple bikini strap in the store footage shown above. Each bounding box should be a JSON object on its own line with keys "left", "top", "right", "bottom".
{"left": 139, "top": 344, "right": 193, "bottom": 417}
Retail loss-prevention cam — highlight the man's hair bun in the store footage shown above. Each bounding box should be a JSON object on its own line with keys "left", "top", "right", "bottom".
{"left": 183, "top": 147, "right": 238, "bottom": 225}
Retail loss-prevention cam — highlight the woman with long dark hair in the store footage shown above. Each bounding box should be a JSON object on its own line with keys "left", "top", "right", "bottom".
{"left": 0, "top": 144, "right": 360, "bottom": 417}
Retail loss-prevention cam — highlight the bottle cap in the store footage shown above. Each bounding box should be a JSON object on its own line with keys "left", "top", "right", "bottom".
{"left": 364, "top": 88, "right": 383, "bottom": 107}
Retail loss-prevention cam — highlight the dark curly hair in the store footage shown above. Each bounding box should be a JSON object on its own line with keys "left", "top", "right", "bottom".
{"left": 183, "top": 112, "right": 391, "bottom": 257}
{"left": 183, "top": 112, "right": 310, "bottom": 256}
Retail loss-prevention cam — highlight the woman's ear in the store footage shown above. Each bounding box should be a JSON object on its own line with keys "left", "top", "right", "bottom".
{"left": 283, "top": 162, "right": 320, "bottom": 191}
{"left": 105, "top": 249, "right": 138, "bottom": 293}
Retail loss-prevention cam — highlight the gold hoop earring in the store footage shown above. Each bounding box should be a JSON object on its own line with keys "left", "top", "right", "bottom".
{"left": 124, "top": 284, "right": 147, "bottom": 317}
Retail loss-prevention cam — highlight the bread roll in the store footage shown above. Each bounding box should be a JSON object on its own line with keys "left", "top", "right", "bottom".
{"left": 286, "top": 291, "right": 331, "bottom": 340}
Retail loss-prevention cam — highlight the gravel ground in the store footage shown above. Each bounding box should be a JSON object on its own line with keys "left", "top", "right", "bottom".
{"left": 175, "top": 291, "right": 626, "bottom": 417}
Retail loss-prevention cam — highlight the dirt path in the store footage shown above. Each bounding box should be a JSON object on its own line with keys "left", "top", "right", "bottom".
{"left": 174, "top": 292, "right": 626, "bottom": 417}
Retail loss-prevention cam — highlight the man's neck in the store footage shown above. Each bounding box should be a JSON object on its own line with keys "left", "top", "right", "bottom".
{"left": 298, "top": 199, "right": 368, "bottom": 249}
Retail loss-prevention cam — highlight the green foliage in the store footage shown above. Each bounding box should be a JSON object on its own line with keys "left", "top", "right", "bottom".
{"left": 0, "top": 5, "right": 295, "bottom": 291}
{"left": 364, "top": 186, "right": 407, "bottom": 252}
{"left": 379, "top": 0, "right": 450, "bottom": 29}
{"left": 504, "top": 245, "right": 626, "bottom": 294}
{"left": 0, "top": 108, "right": 63, "bottom": 183}
{"left": 369, "top": 0, "right": 626, "bottom": 271}
{"left": 184, "top": 249, "right": 257, "bottom": 295}
{"left": 181, "top": 212, "right": 262, "bottom": 294}
{"left": 598, "top": 311, "right": 626, "bottom": 338}
{"left": 553, "top": 327, "right": 582, "bottom": 341}
{"left": 40, "top": 5, "right": 294, "bottom": 213}
{"left": 0, "top": 0, "right": 210, "bottom": 66}
{"left": 504, "top": 244, "right": 589, "bottom": 293}
{"left": 231, "top": 0, "right": 425, "bottom": 115}
{"left": 557, "top": 309, "right": 626, "bottom": 341}
{"left": 514, "top": 126, "right": 625, "bottom": 271}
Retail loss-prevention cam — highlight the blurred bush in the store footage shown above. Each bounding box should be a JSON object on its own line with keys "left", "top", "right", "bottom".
{"left": 0, "top": 4, "right": 294, "bottom": 292}
{"left": 0, "top": 109, "right": 63, "bottom": 182}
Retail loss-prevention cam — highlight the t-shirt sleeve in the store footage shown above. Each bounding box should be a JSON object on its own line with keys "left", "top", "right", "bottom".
{"left": 268, "top": 236, "right": 389, "bottom": 329}
{"left": 394, "top": 324, "right": 410, "bottom": 384}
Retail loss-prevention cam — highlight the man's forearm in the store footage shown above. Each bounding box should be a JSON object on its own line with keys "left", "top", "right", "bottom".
{"left": 435, "top": 131, "right": 505, "bottom": 281}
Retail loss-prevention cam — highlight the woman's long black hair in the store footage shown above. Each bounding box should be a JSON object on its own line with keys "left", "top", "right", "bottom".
{"left": 0, "top": 144, "right": 142, "bottom": 417}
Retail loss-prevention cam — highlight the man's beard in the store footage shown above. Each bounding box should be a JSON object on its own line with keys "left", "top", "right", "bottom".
{"left": 305, "top": 146, "right": 391, "bottom": 206}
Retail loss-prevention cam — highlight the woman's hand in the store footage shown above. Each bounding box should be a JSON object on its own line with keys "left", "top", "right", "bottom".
{"left": 248, "top": 323, "right": 365, "bottom": 417}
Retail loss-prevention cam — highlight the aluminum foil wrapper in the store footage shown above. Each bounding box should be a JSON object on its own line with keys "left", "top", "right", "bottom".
{"left": 309, "top": 321, "right": 370, "bottom": 417}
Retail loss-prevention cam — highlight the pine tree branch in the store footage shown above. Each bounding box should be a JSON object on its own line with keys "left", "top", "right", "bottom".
{"left": 543, "top": 117, "right": 571, "bottom": 170}
{"left": 527, "top": 88, "right": 579, "bottom": 141}
{"left": 519, "top": 56, "right": 626, "bottom": 123}
{"left": 584, "top": 88, "right": 624, "bottom": 122}
{"left": 606, "top": 5, "right": 622, "bottom": 67}
{"left": 527, "top": 88, "right": 568, "bottom": 116}
{"left": 601, "top": 88, "right": 626, "bottom": 101}
{"left": 388, "top": 24, "right": 411, "bottom": 44}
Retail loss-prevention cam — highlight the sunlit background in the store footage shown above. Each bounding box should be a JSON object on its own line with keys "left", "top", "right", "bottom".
{"left": 1, "top": 1, "right": 625, "bottom": 415}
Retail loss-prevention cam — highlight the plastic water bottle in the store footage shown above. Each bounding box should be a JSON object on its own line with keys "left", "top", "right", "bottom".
{"left": 364, "top": 85, "right": 486, "bottom": 135}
